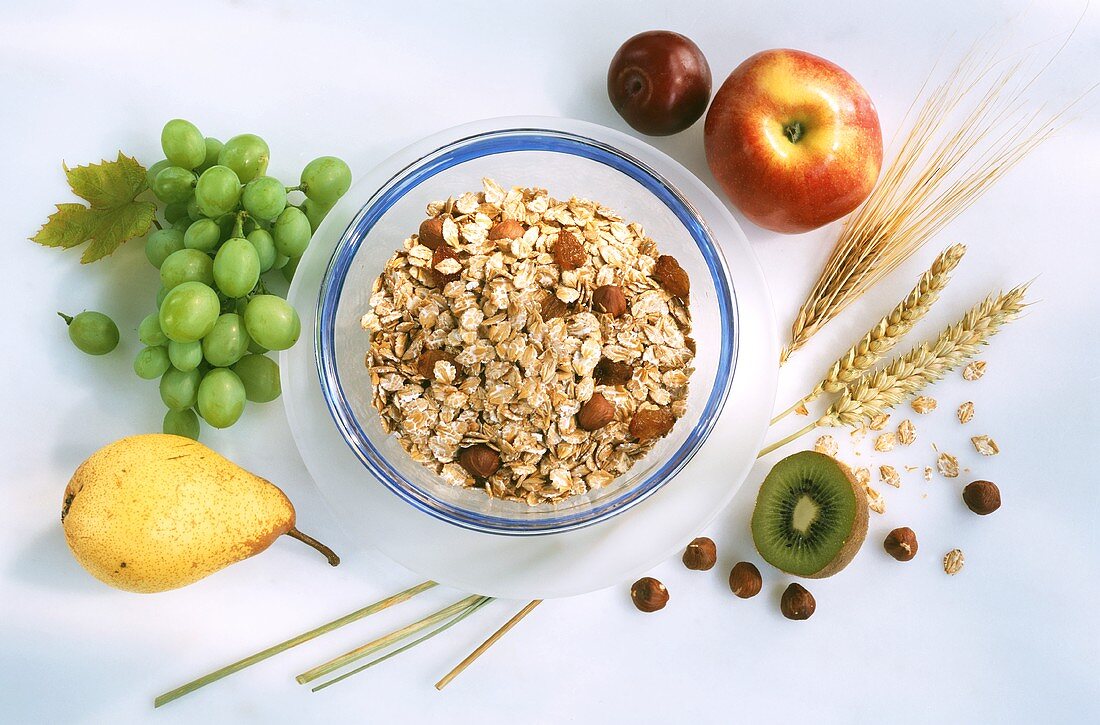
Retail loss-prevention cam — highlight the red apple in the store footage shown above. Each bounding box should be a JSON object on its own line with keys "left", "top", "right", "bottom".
{"left": 704, "top": 49, "right": 883, "bottom": 234}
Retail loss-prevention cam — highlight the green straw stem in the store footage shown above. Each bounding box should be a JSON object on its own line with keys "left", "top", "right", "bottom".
{"left": 311, "top": 596, "right": 494, "bottom": 692}
{"left": 296, "top": 594, "right": 483, "bottom": 685}
{"left": 154, "top": 580, "right": 437, "bottom": 708}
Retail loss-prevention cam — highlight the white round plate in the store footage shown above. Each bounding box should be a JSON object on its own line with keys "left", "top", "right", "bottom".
{"left": 283, "top": 117, "right": 777, "bottom": 598}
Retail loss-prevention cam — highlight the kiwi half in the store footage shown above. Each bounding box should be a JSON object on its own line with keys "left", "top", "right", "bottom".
{"left": 751, "top": 451, "right": 868, "bottom": 578}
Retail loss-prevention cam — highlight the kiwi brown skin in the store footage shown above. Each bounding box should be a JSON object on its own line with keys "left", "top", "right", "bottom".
{"left": 805, "top": 459, "right": 868, "bottom": 578}
{"left": 751, "top": 453, "right": 869, "bottom": 579}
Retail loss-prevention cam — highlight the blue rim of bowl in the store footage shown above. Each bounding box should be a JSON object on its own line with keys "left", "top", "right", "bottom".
{"left": 316, "top": 126, "right": 738, "bottom": 535}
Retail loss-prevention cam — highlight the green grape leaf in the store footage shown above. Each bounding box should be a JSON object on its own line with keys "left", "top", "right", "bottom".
{"left": 30, "top": 152, "right": 157, "bottom": 263}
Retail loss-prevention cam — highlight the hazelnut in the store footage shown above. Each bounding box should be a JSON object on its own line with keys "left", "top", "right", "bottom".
{"left": 780, "top": 583, "right": 815, "bottom": 620}
{"left": 415, "top": 349, "right": 460, "bottom": 379}
{"left": 592, "top": 285, "right": 627, "bottom": 317}
{"left": 653, "top": 254, "right": 690, "bottom": 299}
{"left": 962, "top": 480, "right": 1001, "bottom": 515}
{"left": 418, "top": 216, "right": 445, "bottom": 250}
{"left": 629, "top": 407, "right": 675, "bottom": 440}
{"left": 630, "top": 577, "right": 668, "bottom": 612}
{"left": 430, "top": 244, "right": 461, "bottom": 287}
{"left": 552, "top": 231, "right": 586, "bottom": 270}
{"left": 682, "top": 537, "right": 717, "bottom": 571}
{"left": 488, "top": 219, "right": 525, "bottom": 240}
{"left": 728, "top": 561, "right": 762, "bottom": 598}
{"left": 594, "top": 357, "right": 633, "bottom": 387}
{"left": 458, "top": 444, "right": 500, "bottom": 479}
{"left": 883, "top": 527, "right": 918, "bottom": 561}
{"left": 577, "top": 392, "right": 615, "bottom": 431}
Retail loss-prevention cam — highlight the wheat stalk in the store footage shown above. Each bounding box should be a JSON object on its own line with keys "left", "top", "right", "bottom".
{"left": 771, "top": 244, "right": 966, "bottom": 424}
{"left": 760, "top": 283, "right": 1029, "bottom": 456}
{"left": 779, "top": 44, "right": 1061, "bottom": 364}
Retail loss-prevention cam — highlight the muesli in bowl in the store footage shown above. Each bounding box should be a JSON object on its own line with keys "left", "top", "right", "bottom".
{"left": 361, "top": 178, "right": 695, "bottom": 505}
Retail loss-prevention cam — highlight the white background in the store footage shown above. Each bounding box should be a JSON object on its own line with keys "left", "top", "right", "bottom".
{"left": 2, "top": 1, "right": 1097, "bottom": 723}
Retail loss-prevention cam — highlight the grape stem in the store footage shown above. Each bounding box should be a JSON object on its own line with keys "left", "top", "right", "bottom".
{"left": 151, "top": 219, "right": 163, "bottom": 231}
{"left": 57, "top": 312, "right": 73, "bottom": 325}
{"left": 285, "top": 184, "right": 305, "bottom": 193}
{"left": 232, "top": 211, "right": 248, "bottom": 239}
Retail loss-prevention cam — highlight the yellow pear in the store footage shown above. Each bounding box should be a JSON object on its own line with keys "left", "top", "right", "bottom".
{"left": 62, "top": 433, "right": 338, "bottom": 593}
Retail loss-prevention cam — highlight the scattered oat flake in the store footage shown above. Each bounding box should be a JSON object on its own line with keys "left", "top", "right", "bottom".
{"left": 923, "top": 466, "right": 933, "bottom": 481}
{"left": 853, "top": 466, "right": 871, "bottom": 487}
{"left": 879, "top": 464, "right": 901, "bottom": 488}
{"left": 911, "top": 396, "right": 937, "bottom": 414}
{"left": 897, "top": 419, "right": 916, "bottom": 446}
{"left": 874, "top": 432, "right": 896, "bottom": 452}
{"left": 794, "top": 401, "right": 809, "bottom": 416}
{"left": 904, "top": 465, "right": 919, "bottom": 472}
{"left": 865, "top": 485, "right": 886, "bottom": 514}
{"left": 813, "top": 434, "right": 838, "bottom": 457}
{"left": 850, "top": 426, "right": 867, "bottom": 444}
{"left": 943, "top": 549, "right": 965, "bottom": 575}
{"left": 957, "top": 401, "right": 974, "bottom": 424}
{"left": 971, "top": 435, "right": 1000, "bottom": 456}
{"left": 963, "top": 361, "right": 986, "bottom": 381}
{"left": 937, "top": 451, "right": 959, "bottom": 478}
{"left": 869, "top": 413, "right": 890, "bottom": 431}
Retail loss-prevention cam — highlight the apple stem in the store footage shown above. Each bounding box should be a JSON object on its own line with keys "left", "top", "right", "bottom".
{"left": 784, "top": 121, "right": 804, "bottom": 144}
{"left": 286, "top": 527, "right": 340, "bottom": 566}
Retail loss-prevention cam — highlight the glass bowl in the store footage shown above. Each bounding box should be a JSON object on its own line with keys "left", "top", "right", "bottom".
{"left": 315, "top": 120, "right": 738, "bottom": 535}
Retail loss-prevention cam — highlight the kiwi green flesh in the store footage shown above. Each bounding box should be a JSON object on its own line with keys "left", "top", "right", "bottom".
{"left": 751, "top": 451, "right": 862, "bottom": 578}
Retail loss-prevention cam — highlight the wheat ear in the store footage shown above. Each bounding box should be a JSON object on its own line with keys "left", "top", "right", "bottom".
{"left": 770, "top": 244, "right": 966, "bottom": 424}
{"left": 760, "top": 283, "right": 1029, "bottom": 456}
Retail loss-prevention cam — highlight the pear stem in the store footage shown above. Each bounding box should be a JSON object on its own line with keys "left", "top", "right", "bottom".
{"left": 285, "top": 527, "right": 340, "bottom": 566}
{"left": 153, "top": 580, "right": 437, "bottom": 708}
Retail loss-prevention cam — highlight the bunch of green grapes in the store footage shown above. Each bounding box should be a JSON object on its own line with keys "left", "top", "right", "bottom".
{"left": 136, "top": 119, "right": 351, "bottom": 440}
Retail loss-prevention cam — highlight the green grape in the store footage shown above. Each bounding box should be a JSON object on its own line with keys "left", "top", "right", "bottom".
{"left": 273, "top": 253, "right": 289, "bottom": 270}
{"left": 183, "top": 218, "right": 221, "bottom": 252}
{"left": 218, "top": 134, "right": 269, "bottom": 183}
{"left": 186, "top": 196, "right": 203, "bottom": 221}
{"left": 159, "top": 367, "right": 202, "bottom": 410}
{"left": 195, "top": 165, "right": 242, "bottom": 217}
{"left": 196, "top": 137, "right": 224, "bottom": 174}
{"left": 213, "top": 238, "right": 260, "bottom": 298}
{"left": 158, "top": 281, "right": 220, "bottom": 343}
{"left": 163, "top": 408, "right": 200, "bottom": 440}
{"left": 168, "top": 339, "right": 203, "bottom": 371}
{"left": 273, "top": 207, "right": 311, "bottom": 257}
{"left": 139, "top": 312, "right": 168, "bottom": 346}
{"left": 164, "top": 200, "right": 191, "bottom": 224}
{"left": 247, "top": 337, "right": 268, "bottom": 354}
{"left": 232, "top": 353, "right": 281, "bottom": 403}
{"left": 282, "top": 254, "right": 300, "bottom": 283}
{"left": 153, "top": 166, "right": 197, "bottom": 204}
{"left": 246, "top": 229, "right": 277, "bottom": 272}
{"left": 243, "top": 295, "right": 300, "bottom": 350}
{"left": 156, "top": 285, "right": 169, "bottom": 307}
{"left": 172, "top": 217, "right": 192, "bottom": 233}
{"left": 133, "top": 345, "right": 170, "bottom": 379}
{"left": 202, "top": 313, "right": 251, "bottom": 367}
{"left": 301, "top": 197, "right": 333, "bottom": 233}
{"left": 160, "top": 248, "right": 214, "bottom": 290}
{"left": 161, "top": 119, "right": 206, "bottom": 169}
{"left": 145, "top": 228, "right": 185, "bottom": 268}
{"left": 146, "top": 159, "right": 170, "bottom": 189}
{"left": 241, "top": 176, "right": 287, "bottom": 221}
{"left": 197, "top": 368, "right": 246, "bottom": 428}
{"left": 59, "top": 311, "right": 119, "bottom": 355}
{"left": 300, "top": 156, "right": 352, "bottom": 206}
